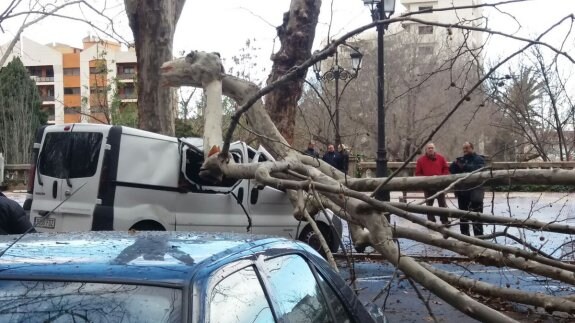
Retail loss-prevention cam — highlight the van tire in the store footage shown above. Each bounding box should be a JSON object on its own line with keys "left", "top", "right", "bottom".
{"left": 130, "top": 221, "right": 165, "bottom": 231}
{"left": 298, "top": 223, "right": 339, "bottom": 257}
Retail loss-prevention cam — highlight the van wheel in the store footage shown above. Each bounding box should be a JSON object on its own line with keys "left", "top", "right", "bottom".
{"left": 298, "top": 223, "right": 339, "bottom": 257}
{"left": 130, "top": 221, "right": 165, "bottom": 231}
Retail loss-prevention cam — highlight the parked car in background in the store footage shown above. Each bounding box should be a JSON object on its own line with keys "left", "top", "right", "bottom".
{"left": 0, "top": 231, "right": 383, "bottom": 322}
{"left": 24, "top": 124, "right": 342, "bottom": 253}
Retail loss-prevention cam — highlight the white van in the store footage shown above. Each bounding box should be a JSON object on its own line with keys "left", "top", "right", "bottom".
{"left": 24, "top": 124, "right": 342, "bottom": 252}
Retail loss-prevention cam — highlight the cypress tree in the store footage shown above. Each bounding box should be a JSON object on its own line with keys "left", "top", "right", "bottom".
{"left": 0, "top": 57, "right": 47, "bottom": 164}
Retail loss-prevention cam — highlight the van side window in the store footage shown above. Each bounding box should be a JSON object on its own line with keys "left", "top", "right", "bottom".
{"left": 39, "top": 132, "right": 103, "bottom": 179}
{"left": 184, "top": 149, "right": 241, "bottom": 188}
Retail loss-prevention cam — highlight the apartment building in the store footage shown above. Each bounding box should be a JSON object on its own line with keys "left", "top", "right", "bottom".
{"left": 399, "top": 0, "right": 484, "bottom": 56}
{"left": 0, "top": 36, "right": 137, "bottom": 124}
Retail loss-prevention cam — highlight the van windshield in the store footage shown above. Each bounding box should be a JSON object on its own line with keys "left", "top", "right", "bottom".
{"left": 39, "top": 132, "right": 103, "bottom": 179}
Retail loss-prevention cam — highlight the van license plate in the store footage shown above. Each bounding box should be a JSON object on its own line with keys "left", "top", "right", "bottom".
{"left": 34, "top": 217, "right": 55, "bottom": 229}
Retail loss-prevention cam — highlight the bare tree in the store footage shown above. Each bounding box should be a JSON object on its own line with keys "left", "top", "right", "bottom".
{"left": 489, "top": 46, "right": 575, "bottom": 161}
{"left": 158, "top": 1, "right": 575, "bottom": 319}
{"left": 0, "top": 0, "right": 131, "bottom": 67}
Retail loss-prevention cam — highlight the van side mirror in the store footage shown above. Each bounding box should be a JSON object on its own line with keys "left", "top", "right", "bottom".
{"left": 250, "top": 187, "right": 259, "bottom": 204}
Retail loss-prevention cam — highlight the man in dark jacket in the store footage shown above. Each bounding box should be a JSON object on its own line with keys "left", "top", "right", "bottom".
{"left": 322, "top": 144, "right": 341, "bottom": 169}
{"left": 0, "top": 192, "right": 35, "bottom": 235}
{"left": 338, "top": 144, "right": 350, "bottom": 174}
{"left": 449, "top": 142, "right": 485, "bottom": 236}
{"left": 304, "top": 141, "right": 319, "bottom": 158}
{"left": 415, "top": 142, "right": 450, "bottom": 224}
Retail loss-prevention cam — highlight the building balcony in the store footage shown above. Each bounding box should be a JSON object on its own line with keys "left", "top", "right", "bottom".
{"left": 119, "top": 93, "right": 137, "bottom": 101}
{"left": 117, "top": 73, "right": 136, "bottom": 81}
{"left": 41, "top": 96, "right": 55, "bottom": 102}
{"left": 31, "top": 76, "right": 55, "bottom": 83}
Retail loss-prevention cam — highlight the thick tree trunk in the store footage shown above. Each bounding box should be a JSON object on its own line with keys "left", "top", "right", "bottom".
{"left": 264, "top": 0, "right": 321, "bottom": 145}
{"left": 124, "top": 0, "right": 185, "bottom": 136}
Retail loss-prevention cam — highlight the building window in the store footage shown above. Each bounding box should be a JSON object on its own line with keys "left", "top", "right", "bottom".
{"left": 120, "top": 66, "right": 135, "bottom": 74}
{"left": 65, "top": 107, "right": 81, "bottom": 114}
{"left": 64, "top": 87, "right": 81, "bottom": 95}
{"left": 418, "top": 6, "right": 433, "bottom": 11}
{"left": 90, "top": 87, "right": 107, "bottom": 94}
{"left": 418, "top": 46, "right": 434, "bottom": 56}
{"left": 89, "top": 66, "right": 107, "bottom": 74}
{"left": 63, "top": 68, "right": 80, "bottom": 76}
{"left": 91, "top": 106, "right": 108, "bottom": 113}
{"left": 418, "top": 25, "right": 434, "bottom": 34}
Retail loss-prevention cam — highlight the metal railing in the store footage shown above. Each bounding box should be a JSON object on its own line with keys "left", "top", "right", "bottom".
{"left": 119, "top": 93, "right": 137, "bottom": 100}
{"left": 31, "top": 76, "right": 55, "bottom": 82}
{"left": 117, "top": 73, "right": 136, "bottom": 80}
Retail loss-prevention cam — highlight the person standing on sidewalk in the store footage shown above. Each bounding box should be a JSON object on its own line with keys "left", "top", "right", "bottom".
{"left": 304, "top": 141, "right": 320, "bottom": 158}
{"left": 449, "top": 142, "right": 485, "bottom": 236}
{"left": 415, "top": 143, "right": 450, "bottom": 224}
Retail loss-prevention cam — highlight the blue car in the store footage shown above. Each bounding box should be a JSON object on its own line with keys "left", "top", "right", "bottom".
{"left": 0, "top": 232, "right": 382, "bottom": 322}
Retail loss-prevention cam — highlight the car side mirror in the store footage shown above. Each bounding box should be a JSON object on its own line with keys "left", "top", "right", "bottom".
{"left": 365, "top": 302, "right": 387, "bottom": 323}
{"left": 250, "top": 187, "right": 259, "bottom": 204}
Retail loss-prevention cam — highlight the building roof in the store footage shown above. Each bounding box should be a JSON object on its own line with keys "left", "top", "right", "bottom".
{"left": 0, "top": 231, "right": 283, "bottom": 286}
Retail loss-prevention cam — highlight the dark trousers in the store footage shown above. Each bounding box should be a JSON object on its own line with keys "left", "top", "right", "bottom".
{"left": 457, "top": 193, "right": 484, "bottom": 236}
{"left": 423, "top": 191, "right": 449, "bottom": 224}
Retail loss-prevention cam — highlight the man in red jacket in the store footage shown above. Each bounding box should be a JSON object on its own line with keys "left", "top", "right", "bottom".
{"left": 415, "top": 143, "right": 450, "bottom": 224}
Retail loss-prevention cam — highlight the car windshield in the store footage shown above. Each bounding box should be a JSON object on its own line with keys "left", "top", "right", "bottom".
{"left": 0, "top": 281, "right": 182, "bottom": 323}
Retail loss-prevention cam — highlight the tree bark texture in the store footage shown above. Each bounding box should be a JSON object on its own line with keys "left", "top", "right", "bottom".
{"left": 125, "top": 0, "right": 186, "bottom": 136}
{"left": 264, "top": 0, "right": 321, "bottom": 145}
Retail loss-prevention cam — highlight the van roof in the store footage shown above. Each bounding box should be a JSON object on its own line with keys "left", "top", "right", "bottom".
{"left": 0, "top": 231, "right": 290, "bottom": 286}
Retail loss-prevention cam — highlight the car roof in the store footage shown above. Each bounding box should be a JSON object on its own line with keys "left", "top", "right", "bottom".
{"left": 0, "top": 231, "right": 293, "bottom": 287}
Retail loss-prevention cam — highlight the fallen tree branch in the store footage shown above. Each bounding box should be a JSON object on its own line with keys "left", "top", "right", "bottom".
{"left": 420, "top": 262, "right": 575, "bottom": 315}
{"left": 390, "top": 202, "right": 575, "bottom": 235}
{"left": 394, "top": 227, "right": 575, "bottom": 285}
{"left": 346, "top": 169, "right": 575, "bottom": 192}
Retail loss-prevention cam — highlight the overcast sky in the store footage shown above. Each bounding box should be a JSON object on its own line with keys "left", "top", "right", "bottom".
{"left": 1, "top": 0, "right": 574, "bottom": 84}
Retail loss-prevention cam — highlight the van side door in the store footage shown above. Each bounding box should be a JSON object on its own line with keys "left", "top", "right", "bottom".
{"left": 175, "top": 141, "right": 251, "bottom": 233}
{"left": 31, "top": 126, "right": 69, "bottom": 229}
{"left": 247, "top": 146, "right": 298, "bottom": 237}
{"left": 31, "top": 125, "right": 106, "bottom": 232}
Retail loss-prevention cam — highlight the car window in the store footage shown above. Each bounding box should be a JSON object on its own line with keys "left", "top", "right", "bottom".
{"left": 209, "top": 266, "right": 274, "bottom": 323}
{"left": 263, "top": 254, "right": 332, "bottom": 323}
{"left": 316, "top": 272, "right": 352, "bottom": 323}
{"left": 0, "top": 281, "right": 181, "bottom": 322}
{"left": 39, "top": 132, "right": 103, "bottom": 179}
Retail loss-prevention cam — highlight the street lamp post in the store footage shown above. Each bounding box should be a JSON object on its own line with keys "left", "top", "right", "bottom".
{"left": 313, "top": 44, "right": 363, "bottom": 149}
{"left": 363, "top": 0, "right": 395, "bottom": 201}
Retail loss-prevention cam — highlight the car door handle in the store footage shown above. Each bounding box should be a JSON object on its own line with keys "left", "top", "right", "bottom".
{"left": 65, "top": 190, "right": 72, "bottom": 197}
